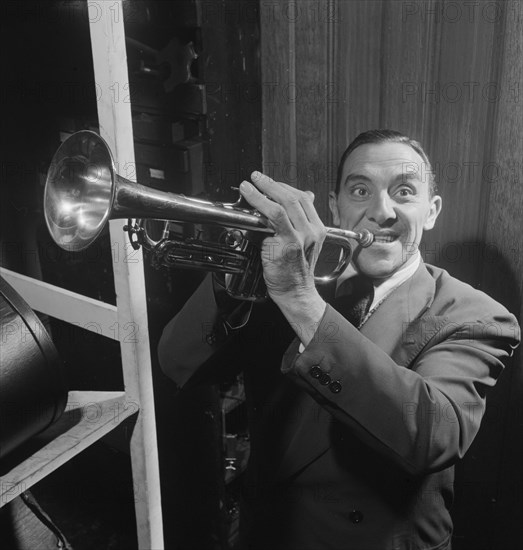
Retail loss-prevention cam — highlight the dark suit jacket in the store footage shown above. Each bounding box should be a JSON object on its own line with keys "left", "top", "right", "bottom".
{"left": 158, "top": 263, "right": 520, "bottom": 550}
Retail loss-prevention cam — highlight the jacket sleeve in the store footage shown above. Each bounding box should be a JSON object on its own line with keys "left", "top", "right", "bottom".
{"left": 158, "top": 274, "right": 251, "bottom": 388}
{"left": 281, "top": 304, "right": 520, "bottom": 476}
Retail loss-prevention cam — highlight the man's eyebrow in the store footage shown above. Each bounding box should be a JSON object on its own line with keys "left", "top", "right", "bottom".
{"left": 343, "top": 173, "right": 372, "bottom": 185}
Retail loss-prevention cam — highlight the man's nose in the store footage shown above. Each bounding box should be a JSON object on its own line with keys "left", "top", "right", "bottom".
{"left": 366, "top": 193, "right": 396, "bottom": 225}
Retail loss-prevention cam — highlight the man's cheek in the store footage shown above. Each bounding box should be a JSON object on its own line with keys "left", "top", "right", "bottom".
{"left": 340, "top": 211, "right": 364, "bottom": 230}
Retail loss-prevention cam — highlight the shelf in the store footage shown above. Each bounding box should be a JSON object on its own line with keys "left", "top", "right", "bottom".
{"left": 0, "top": 391, "right": 138, "bottom": 507}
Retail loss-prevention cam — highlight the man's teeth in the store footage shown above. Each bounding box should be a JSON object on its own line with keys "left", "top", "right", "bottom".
{"left": 374, "top": 235, "right": 396, "bottom": 243}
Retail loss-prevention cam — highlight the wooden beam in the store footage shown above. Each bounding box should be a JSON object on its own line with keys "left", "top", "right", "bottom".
{"left": 0, "top": 267, "right": 118, "bottom": 340}
{"left": 0, "top": 391, "right": 133, "bottom": 508}
{"left": 88, "top": 2, "right": 164, "bottom": 548}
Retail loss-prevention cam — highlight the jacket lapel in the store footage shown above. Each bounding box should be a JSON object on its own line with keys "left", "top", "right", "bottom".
{"left": 276, "top": 263, "right": 445, "bottom": 481}
{"left": 360, "top": 262, "right": 438, "bottom": 363}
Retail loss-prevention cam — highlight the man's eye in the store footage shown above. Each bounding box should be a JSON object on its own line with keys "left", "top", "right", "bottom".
{"left": 351, "top": 187, "right": 369, "bottom": 198}
{"left": 396, "top": 186, "right": 414, "bottom": 197}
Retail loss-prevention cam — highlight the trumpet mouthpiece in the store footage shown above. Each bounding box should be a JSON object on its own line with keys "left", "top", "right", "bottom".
{"left": 358, "top": 229, "right": 374, "bottom": 248}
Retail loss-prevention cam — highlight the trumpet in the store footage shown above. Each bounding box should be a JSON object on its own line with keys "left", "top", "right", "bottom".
{"left": 44, "top": 131, "right": 373, "bottom": 301}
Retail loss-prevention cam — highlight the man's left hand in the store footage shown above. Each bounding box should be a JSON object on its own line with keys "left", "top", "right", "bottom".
{"left": 239, "top": 171, "right": 327, "bottom": 345}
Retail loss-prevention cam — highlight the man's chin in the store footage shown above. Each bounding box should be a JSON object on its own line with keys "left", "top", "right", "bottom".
{"left": 352, "top": 252, "right": 403, "bottom": 280}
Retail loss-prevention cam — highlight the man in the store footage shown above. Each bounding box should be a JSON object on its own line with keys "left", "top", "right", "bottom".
{"left": 158, "top": 130, "right": 520, "bottom": 549}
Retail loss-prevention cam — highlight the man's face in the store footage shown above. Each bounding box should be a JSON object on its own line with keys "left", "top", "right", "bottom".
{"left": 329, "top": 142, "right": 442, "bottom": 280}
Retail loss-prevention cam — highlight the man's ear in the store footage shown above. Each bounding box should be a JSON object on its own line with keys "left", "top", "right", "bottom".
{"left": 423, "top": 195, "right": 442, "bottom": 230}
{"left": 328, "top": 191, "right": 340, "bottom": 226}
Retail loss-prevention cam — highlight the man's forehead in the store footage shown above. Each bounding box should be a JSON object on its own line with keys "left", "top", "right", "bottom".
{"left": 343, "top": 142, "right": 427, "bottom": 176}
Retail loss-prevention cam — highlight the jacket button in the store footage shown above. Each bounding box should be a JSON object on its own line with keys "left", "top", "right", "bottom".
{"left": 309, "top": 365, "right": 322, "bottom": 379}
{"left": 206, "top": 323, "right": 227, "bottom": 345}
{"left": 318, "top": 372, "right": 331, "bottom": 385}
{"left": 349, "top": 510, "right": 363, "bottom": 524}
{"left": 329, "top": 380, "right": 342, "bottom": 393}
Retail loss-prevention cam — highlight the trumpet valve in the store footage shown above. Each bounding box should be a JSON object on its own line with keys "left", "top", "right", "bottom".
{"left": 224, "top": 229, "right": 244, "bottom": 248}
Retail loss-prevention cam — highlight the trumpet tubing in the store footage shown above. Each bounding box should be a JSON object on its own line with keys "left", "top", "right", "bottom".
{"left": 44, "top": 131, "right": 373, "bottom": 300}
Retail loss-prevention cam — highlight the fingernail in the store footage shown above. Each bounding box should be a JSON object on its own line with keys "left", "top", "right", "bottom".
{"left": 240, "top": 180, "right": 253, "bottom": 193}
{"left": 252, "top": 171, "right": 261, "bottom": 180}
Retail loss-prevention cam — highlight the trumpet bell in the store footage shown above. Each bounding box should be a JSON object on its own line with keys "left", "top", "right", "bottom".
{"left": 45, "top": 131, "right": 115, "bottom": 251}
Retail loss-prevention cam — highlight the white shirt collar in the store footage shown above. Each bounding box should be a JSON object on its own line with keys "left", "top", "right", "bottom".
{"left": 370, "top": 252, "right": 421, "bottom": 309}
{"left": 337, "top": 251, "right": 421, "bottom": 310}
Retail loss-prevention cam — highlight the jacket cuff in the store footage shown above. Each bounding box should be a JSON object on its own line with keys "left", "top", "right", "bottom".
{"left": 280, "top": 303, "right": 357, "bottom": 396}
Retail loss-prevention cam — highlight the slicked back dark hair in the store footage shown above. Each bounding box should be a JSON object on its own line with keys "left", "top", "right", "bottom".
{"left": 335, "top": 129, "right": 437, "bottom": 197}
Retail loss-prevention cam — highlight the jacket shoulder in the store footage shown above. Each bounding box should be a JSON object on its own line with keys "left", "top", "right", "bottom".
{"left": 423, "top": 263, "right": 517, "bottom": 324}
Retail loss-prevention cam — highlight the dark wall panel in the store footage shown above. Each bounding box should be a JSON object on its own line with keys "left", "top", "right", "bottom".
{"left": 261, "top": 1, "right": 523, "bottom": 548}
{"left": 479, "top": 3, "right": 523, "bottom": 546}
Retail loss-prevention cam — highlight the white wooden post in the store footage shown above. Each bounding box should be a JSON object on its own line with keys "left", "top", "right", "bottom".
{"left": 88, "top": 2, "right": 164, "bottom": 548}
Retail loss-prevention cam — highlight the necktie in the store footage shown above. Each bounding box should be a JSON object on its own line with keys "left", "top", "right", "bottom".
{"left": 334, "top": 275, "right": 374, "bottom": 327}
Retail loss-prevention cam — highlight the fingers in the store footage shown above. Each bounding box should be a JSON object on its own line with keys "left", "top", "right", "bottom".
{"left": 239, "top": 179, "right": 296, "bottom": 235}
{"left": 255, "top": 172, "right": 324, "bottom": 228}
{"left": 240, "top": 171, "right": 323, "bottom": 234}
